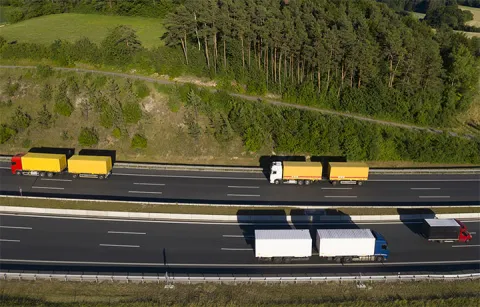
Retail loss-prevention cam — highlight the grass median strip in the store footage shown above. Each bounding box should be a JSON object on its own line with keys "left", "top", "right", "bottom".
{"left": 0, "top": 196, "right": 479, "bottom": 217}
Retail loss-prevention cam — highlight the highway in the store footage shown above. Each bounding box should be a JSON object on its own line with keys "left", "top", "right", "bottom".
{"left": 0, "top": 214, "right": 479, "bottom": 276}
{"left": 0, "top": 163, "right": 479, "bottom": 206}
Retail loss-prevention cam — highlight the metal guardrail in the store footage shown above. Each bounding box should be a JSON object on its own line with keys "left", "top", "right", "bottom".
{"left": 1, "top": 155, "right": 479, "bottom": 174}
{"left": 1, "top": 272, "right": 478, "bottom": 284}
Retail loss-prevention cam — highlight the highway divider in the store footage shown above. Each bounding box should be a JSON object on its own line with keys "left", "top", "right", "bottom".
{"left": 0, "top": 202, "right": 478, "bottom": 222}
{"left": 1, "top": 272, "right": 478, "bottom": 284}
{"left": 1, "top": 155, "right": 479, "bottom": 174}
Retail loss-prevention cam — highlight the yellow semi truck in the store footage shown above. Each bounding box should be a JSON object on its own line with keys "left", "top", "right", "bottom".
{"left": 269, "top": 161, "right": 369, "bottom": 185}
{"left": 11, "top": 152, "right": 112, "bottom": 179}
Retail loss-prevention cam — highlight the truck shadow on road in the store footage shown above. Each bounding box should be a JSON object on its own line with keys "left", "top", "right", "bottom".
{"left": 397, "top": 208, "right": 435, "bottom": 237}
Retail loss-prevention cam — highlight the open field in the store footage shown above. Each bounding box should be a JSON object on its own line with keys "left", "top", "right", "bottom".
{"left": 460, "top": 5, "right": 480, "bottom": 27}
{"left": 1, "top": 197, "right": 479, "bottom": 216}
{"left": 0, "top": 13, "right": 165, "bottom": 48}
{"left": 0, "top": 280, "right": 479, "bottom": 306}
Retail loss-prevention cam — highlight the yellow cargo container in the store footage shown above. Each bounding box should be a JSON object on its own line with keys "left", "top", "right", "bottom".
{"left": 328, "top": 162, "right": 369, "bottom": 181}
{"left": 67, "top": 155, "right": 112, "bottom": 176}
{"left": 283, "top": 161, "right": 323, "bottom": 180}
{"left": 21, "top": 153, "right": 67, "bottom": 173}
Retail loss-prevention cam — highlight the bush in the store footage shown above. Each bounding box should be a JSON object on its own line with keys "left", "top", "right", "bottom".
{"left": 112, "top": 127, "right": 122, "bottom": 139}
{"left": 78, "top": 127, "right": 99, "bottom": 147}
{"left": 131, "top": 133, "right": 147, "bottom": 149}
{"left": 10, "top": 106, "right": 31, "bottom": 132}
{"left": 0, "top": 125, "right": 15, "bottom": 144}
{"left": 36, "top": 65, "right": 54, "bottom": 78}
{"left": 37, "top": 104, "right": 53, "bottom": 128}
{"left": 134, "top": 80, "right": 150, "bottom": 98}
{"left": 122, "top": 102, "right": 142, "bottom": 124}
{"left": 54, "top": 81, "right": 74, "bottom": 116}
{"left": 4, "top": 77, "right": 20, "bottom": 97}
{"left": 40, "top": 84, "right": 53, "bottom": 101}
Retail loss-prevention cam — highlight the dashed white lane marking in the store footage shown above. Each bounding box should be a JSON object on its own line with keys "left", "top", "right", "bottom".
{"left": 99, "top": 244, "right": 140, "bottom": 248}
{"left": 221, "top": 248, "right": 254, "bottom": 251}
{"left": 0, "top": 239, "right": 20, "bottom": 242}
{"left": 228, "top": 186, "right": 260, "bottom": 189}
{"left": 32, "top": 186, "right": 64, "bottom": 190}
{"left": 0, "top": 167, "right": 10, "bottom": 169}
{"left": 223, "top": 235, "right": 254, "bottom": 238}
{"left": 115, "top": 172, "right": 264, "bottom": 181}
{"left": 128, "top": 191, "right": 162, "bottom": 195}
{"left": 410, "top": 188, "right": 441, "bottom": 190}
{"left": 0, "top": 226, "right": 32, "bottom": 230}
{"left": 324, "top": 196, "right": 357, "bottom": 198}
{"left": 133, "top": 183, "right": 165, "bottom": 186}
{"left": 418, "top": 196, "right": 450, "bottom": 199}
{"left": 108, "top": 231, "right": 146, "bottom": 235}
{"left": 227, "top": 194, "right": 261, "bottom": 197}
{"left": 40, "top": 179, "right": 72, "bottom": 182}
{"left": 452, "top": 245, "right": 480, "bottom": 248}
{"left": 321, "top": 188, "right": 352, "bottom": 190}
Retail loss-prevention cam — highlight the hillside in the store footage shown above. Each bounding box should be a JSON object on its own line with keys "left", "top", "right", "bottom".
{"left": 0, "top": 13, "right": 165, "bottom": 48}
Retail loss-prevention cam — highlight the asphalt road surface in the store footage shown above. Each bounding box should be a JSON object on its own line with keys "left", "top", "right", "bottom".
{"left": 0, "top": 214, "right": 479, "bottom": 276}
{"left": 0, "top": 163, "right": 479, "bottom": 206}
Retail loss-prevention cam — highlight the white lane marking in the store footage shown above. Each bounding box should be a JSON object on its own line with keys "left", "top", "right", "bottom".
{"left": 228, "top": 186, "right": 260, "bottom": 189}
{"left": 227, "top": 194, "right": 261, "bottom": 197}
{"left": 221, "top": 248, "right": 254, "bottom": 251}
{"left": 223, "top": 235, "right": 254, "bottom": 238}
{"left": 370, "top": 179, "right": 480, "bottom": 182}
{"left": 410, "top": 188, "right": 441, "bottom": 190}
{"left": 418, "top": 196, "right": 450, "bottom": 199}
{"left": 452, "top": 245, "right": 480, "bottom": 248}
{"left": 0, "top": 213, "right": 442, "bottom": 226}
{"left": 0, "top": 226, "right": 32, "bottom": 230}
{"left": 41, "top": 179, "right": 72, "bottom": 182}
{"left": 115, "top": 172, "right": 264, "bottom": 181}
{"left": 32, "top": 186, "right": 64, "bottom": 190}
{"left": 324, "top": 196, "right": 357, "bottom": 198}
{"left": 469, "top": 232, "right": 477, "bottom": 234}
{"left": 0, "top": 166, "right": 10, "bottom": 169}
{"left": 1, "top": 258, "right": 478, "bottom": 267}
{"left": 99, "top": 244, "right": 140, "bottom": 248}
{"left": 0, "top": 239, "right": 20, "bottom": 242}
{"left": 128, "top": 191, "right": 163, "bottom": 195}
{"left": 133, "top": 183, "right": 165, "bottom": 186}
{"left": 108, "top": 231, "right": 146, "bottom": 235}
{"left": 321, "top": 188, "right": 352, "bottom": 190}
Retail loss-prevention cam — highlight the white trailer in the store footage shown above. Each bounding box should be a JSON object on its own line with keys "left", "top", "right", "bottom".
{"left": 316, "top": 229, "right": 389, "bottom": 262}
{"left": 255, "top": 229, "right": 312, "bottom": 261}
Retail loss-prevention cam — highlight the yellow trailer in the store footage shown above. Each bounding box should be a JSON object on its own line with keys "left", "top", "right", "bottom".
{"left": 16, "top": 153, "right": 67, "bottom": 177}
{"left": 328, "top": 162, "right": 369, "bottom": 185}
{"left": 67, "top": 155, "right": 112, "bottom": 179}
{"left": 270, "top": 161, "right": 322, "bottom": 185}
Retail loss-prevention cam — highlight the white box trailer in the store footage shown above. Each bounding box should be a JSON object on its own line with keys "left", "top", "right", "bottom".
{"left": 255, "top": 229, "right": 312, "bottom": 259}
{"left": 316, "top": 229, "right": 389, "bottom": 262}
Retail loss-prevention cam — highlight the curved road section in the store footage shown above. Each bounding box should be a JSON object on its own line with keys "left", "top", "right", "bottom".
{"left": 0, "top": 214, "right": 478, "bottom": 276}
{"left": 0, "top": 163, "right": 479, "bottom": 206}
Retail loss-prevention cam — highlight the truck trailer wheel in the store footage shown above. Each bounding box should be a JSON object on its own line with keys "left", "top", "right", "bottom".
{"left": 72, "top": 174, "right": 78, "bottom": 179}
{"left": 357, "top": 181, "right": 363, "bottom": 186}
{"left": 305, "top": 180, "right": 311, "bottom": 185}
{"left": 334, "top": 257, "right": 342, "bottom": 263}
{"left": 297, "top": 180, "right": 304, "bottom": 185}
{"left": 343, "top": 257, "right": 353, "bottom": 263}
{"left": 40, "top": 172, "right": 46, "bottom": 177}
{"left": 98, "top": 175, "right": 105, "bottom": 180}
{"left": 47, "top": 172, "right": 53, "bottom": 178}
{"left": 331, "top": 181, "right": 338, "bottom": 186}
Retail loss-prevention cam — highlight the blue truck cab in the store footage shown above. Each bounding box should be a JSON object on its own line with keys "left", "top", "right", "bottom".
{"left": 372, "top": 230, "right": 390, "bottom": 261}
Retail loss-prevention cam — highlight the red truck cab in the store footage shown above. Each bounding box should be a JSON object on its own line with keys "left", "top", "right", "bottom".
{"left": 10, "top": 154, "right": 25, "bottom": 175}
{"left": 455, "top": 219, "right": 473, "bottom": 243}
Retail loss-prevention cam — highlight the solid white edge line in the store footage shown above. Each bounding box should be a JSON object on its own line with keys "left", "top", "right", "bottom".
{"left": 0, "top": 258, "right": 478, "bottom": 267}
{"left": 133, "top": 183, "right": 165, "bottom": 186}
{"left": 410, "top": 188, "right": 441, "bottom": 190}
{"left": 324, "top": 196, "right": 357, "bottom": 198}
{"left": 32, "top": 186, "right": 65, "bottom": 190}
{"left": 227, "top": 194, "right": 261, "bottom": 197}
{"left": 0, "top": 239, "right": 20, "bottom": 242}
{"left": 321, "top": 188, "right": 353, "bottom": 190}
{"left": 370, "top": 179, "right": 480, "bottom": 182}
{"left": 228, "top": 186, "right": 260, "bottom": 189}
{"left": 418, "top": 196, "right": 450, "bottom": 198}
{"left": 40, "top": 179, "right": 72, "bottom": 182}
{"left": 223, "top": 235, "right": 254, "bottom": 238}
{"left": 99, "top": 244, "right": 140, "bottom": 248}
{"left": 108, "top": 231, "right": 146, "bottom": 235}
{"left": 452, "top": 245, "right": 480, "bottom": 248}
{"left": 0, "top": 226, "right": 32, "bottom": 230}
{"left": 128, "top": 191, "right": 163, "bottom": 194}
{"left": 221, "top": 248, "right": 254, "bottom": 251}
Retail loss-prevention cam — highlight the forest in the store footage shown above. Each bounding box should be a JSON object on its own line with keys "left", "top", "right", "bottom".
{"left": 1, "top": 0, "right": 479, "bottom": 128}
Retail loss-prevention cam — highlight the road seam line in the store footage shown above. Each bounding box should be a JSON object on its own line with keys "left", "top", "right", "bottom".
{"left": 108, "top": 231, "right": 146, "bottom": 235}
{"left": 99, "top": 244, "right": 140, "bottom": 248}
{"left": 0, "top": 226, "right": 32, "bottom": 230}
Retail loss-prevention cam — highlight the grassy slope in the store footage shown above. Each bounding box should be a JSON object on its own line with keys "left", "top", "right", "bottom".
{"left": 460, "top": 5, "right": 480, "bottom": 27}
{"left": 0, "top": 280, "right": 479, "bottom": 306}
{"left": 0, "top": 13, "right": 165, "bottom": 48}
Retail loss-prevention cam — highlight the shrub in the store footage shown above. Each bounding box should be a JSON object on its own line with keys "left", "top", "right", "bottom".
{"left": 134, "top": 80, "right": 150, "bottom": 98}
{"left": 78, "top": 127, "right": 99, "bottom": 147}
{"left": 54, "top": 81, "right": 74, "bottom": 116}
{"left": 10, "top": 106, "right": 31, "bottom": 132}
{"left": 112, "top": 127, "right": 122, "bottom": 139}
{"left": 0, "top": 125, "right": 15, "bottom": 144}
{"left": 40, "top": 84, "right": 53, "bottom": 101}
{"left": 122, "top": 102, "right": 142, "bottom": 124}
{"left": 22, "top": 138, "right": 32, "bottom": 148}
{"left": 36, "top": 65, "right": 54, "bottom": 78}
{"left": 131, "top": 133, "right": 147, "bottom": 149}
{"left": 37, "top": 104, "right": 53, "bottom": 128}
{"left": 4, "top": 77, "right": 20, "bottom": 97}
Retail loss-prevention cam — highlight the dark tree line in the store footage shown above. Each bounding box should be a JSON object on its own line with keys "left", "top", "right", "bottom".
{"left": 164, "top": 0, "right": 480, "bottom": 125}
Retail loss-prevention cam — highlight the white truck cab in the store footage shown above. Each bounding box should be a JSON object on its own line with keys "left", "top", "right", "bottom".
{"left": 269, "top": 162, "right": 283, "bottom": 184}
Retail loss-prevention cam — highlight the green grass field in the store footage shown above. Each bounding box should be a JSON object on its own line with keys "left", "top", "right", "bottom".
{"left": 460, "top": 5, "right": 480, "bottom": 27}
{"left": 0, "top": 13, "right": 165, "bottom": 48}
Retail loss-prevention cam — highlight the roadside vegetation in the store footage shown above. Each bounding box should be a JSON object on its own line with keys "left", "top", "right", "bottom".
{"left": 0, "top": 67, "right": 479, "bottom": 165}
{"left": 1, "top": 196, "right": 479, "bottom": 216}
{"left": 0, "top": 279, "right": 479, "bottom": 306}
